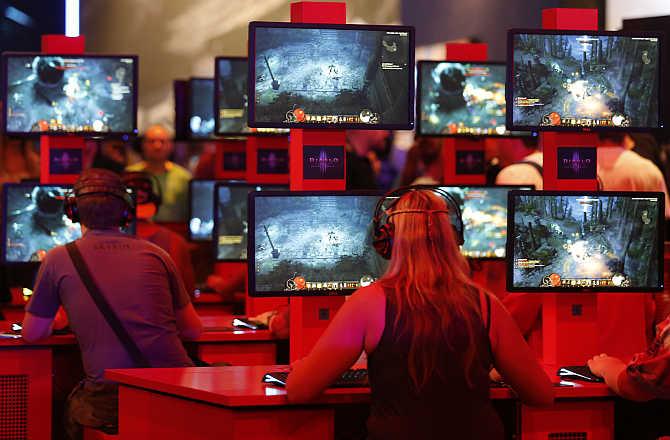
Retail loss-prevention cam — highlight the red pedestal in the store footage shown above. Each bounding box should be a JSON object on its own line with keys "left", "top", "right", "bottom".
{"left": 40, "top": 35, "right": 86, "bottom": 185}
{"left": 441, "top": 43, "right": 488, "bottom": 186}
{"left": 214, "top": 139, "right": 247, "bottom": 181}
{"left": 246, "top": 136, "right": 290, "bottom": 185}
{"left": 288, "top": 1, "right": 348, "bottom": 363}
{"left": 542, "top": 8, "right": 599, "bottom": 31}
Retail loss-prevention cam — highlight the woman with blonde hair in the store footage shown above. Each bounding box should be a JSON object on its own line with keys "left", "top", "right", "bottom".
{"left": 287, "top": 188, "right": 553, "bottom": 439}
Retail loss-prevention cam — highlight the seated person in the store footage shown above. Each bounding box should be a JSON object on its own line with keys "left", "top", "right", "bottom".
{"left": 122, "top": 171, "right": 195, "bottom": 295}
{"left": 21, "top": 168, "right": 202, "bottom": 439}
{"left": 494, "top": 136, "right": 543, "bottom": 189}
{"left": 589, "top": 315, "right": 670, "bottom": 439}
{"left": 287, "top": 188, "right": 553, "bottom": 439}
{"left": 126, "top": 124, "right": 192, "bottom": 222}
{"left": 398, "top": 137, "right": 443, "bottom": 186}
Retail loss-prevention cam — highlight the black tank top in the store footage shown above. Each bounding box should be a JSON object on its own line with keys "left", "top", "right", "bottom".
{"left": 366, "top": 288, "right": 504, "bottom": 440}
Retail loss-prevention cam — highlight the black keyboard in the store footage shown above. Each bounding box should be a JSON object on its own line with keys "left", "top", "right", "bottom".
{"left": 557, "top": 365, "right": 604, "bottom": 382}
{"left": 262, "top": 369, "right": 369, "bottom": 388}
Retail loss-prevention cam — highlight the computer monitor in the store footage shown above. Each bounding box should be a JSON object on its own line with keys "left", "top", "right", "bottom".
{"left": 2, "top": 53, "right": 138, "bottom": 135}
{"left": 213, "top": 182, "right": 287, "bottom": 261}
{"left": 507, "top": 191, "right": 664, "bottom": 291}
{"left": 248, "top": 22, "right": 415, "bottom": 130}
{"left": 248, "top": 191, "right": 387, "bottom": 297}
{"left": 417, "top": 61, "right": 528, "bottom": 137}
{"left": 174, "top": 79, "right": 189, "bottom": 141}
{"left": 2, "top": 183, "right": 136, "bottom": 263}
{"left": 188, "top": 78, "right": 215, "bottom": 139}
{"left": 437, "top": 185, "right": 532, "bottom": 258}
{"left": 507, "top": 29, "right": 663, "bottom": 131}
{"left": 188, "top": 179, "right": 216, "bottom": 241}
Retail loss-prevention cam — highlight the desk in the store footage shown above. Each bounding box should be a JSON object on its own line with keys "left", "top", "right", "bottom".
{"left": 0, "top": 320, "right": 282, "bottom": 440}
{"left": 107, "top": 365, "right": 615, "bottom": 440}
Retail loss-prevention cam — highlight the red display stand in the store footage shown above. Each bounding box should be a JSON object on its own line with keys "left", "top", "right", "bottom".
{"left": 246, "top": 136, "right": 290, "bottom": 185}
{"left": 39, "top": 36, "right": 86, "bottom": 185}
{"left": 288, "top": 2, "right": 348, "bottom": 362}
{"left": 441, "top": 43, "right": 488, "bottom": 186}
{"left": 214, "top": 139, "right": 247, "bottom": 180}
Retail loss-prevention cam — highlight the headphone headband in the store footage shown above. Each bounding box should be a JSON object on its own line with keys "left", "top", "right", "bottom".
{"left": 387, "top": 209, "right": 451, "bottom": 220}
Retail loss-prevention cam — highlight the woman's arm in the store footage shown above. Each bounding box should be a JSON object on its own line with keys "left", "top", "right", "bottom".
{"left": 588, "top": 354, "right": 655, "bottom": 401}
{"left": 286, "top": 286, "right": 383, "bottom": 403}
{"left": 489, "top": 295, "right": 554, "bottom": 407}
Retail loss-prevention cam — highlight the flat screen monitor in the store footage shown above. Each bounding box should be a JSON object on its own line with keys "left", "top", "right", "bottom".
{"left": 188, "top": 78, "right": 215, "bottom": 139}
{"left": 2, "top": 183, "right": 136, "bottom": 263}
{"left": 248, "top": 21, "right": 415, "bottom": 130}
{"left": 438, "top": 185, "right": 532, "bottom": 258}
{"left": 507, "top": 191, "right": 664, "bottom": 291}
{"left": 417, "top": 61, "right": 527, "bottom": 137}
{"left": 215, "top": 57, "right": 289, "bottom": 136}
{"left": 507, "top": 29, "right": 662, "bottom": 131}
{"left": 188, "top": 179, "right": 216, "bottom": 241}
{"left": 3, "top": 53, "right": 138, "bottom": 135}
{"left": 214, "top": 182, "right": 287, "bottom": 261}
{"left": 248, "top": 191, "right": 387, "bottom": 297}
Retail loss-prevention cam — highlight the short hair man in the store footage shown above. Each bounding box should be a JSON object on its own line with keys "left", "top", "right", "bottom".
{"left": 126, "top": 124, "right": 192, "bottom": 222}
{"left": 22, "top": 168, "right": 202, "bottom": 438}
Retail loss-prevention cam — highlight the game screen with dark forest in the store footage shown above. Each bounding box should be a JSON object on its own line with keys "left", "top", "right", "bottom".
{"left": 419, "top": 62, "right": 509, "bottom": 136}
{"left": 189, "top": 180, "right": 216, "bottom": 241}
{"left": 250, "top": 23, "right": 413, "bottom": 129}
{"left": 509, "top": 192, "right": 663, "bottom": 290}
{"left": 509, "top": 31, "right": 661, "bottom": 130}
{"left": 3, "top": 184, "right": 136, "bottom": 263}
{"left": 216, "top": 58, "right": 251, "bottom": 135}
{"left": 250, "top": 193, "right": 387, "bottom": 296}
{"left": 440, "top": 186, "right": 531, "bottom": 258}
{"left": 4, "top": 54, "right": 137, "bottom": 134}
{"left": 189, "top": 78, "right": 215, "bottom": 139}
{"left": 215, "top": 184, "right": 286, "bottom": 261}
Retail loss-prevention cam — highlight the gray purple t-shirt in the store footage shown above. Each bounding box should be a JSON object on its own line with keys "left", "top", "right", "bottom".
{"left": 27, "top": 229, "right": 194, "bottom": 383}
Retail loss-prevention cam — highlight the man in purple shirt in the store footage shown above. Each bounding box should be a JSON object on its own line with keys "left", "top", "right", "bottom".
{"left": 22, "top": 169, "right": 202, "bottom": 439}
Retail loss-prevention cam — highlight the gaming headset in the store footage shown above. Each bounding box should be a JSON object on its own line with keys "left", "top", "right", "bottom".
{"left": 372, "top": 186, "right": 465, "bottom": 260}
{"left": 64, "top": 169, "right": 135, "bottom": 228}
{"left": 120, "top": 171, "right": 163, "bottom": 209}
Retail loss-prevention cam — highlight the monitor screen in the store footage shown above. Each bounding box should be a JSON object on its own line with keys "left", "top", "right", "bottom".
{"left": 508, "top": 191, "right": 664, "bottom": 291}
{"left": 507, "top": 30, "right": 662, "bottom": 131}
{"left": 189, "top": 180, "right": 216, "bottom": 241}
{"left": 188, "top": 78, "right": 215, "bottom": 139}
{"left": 439, "top": 185, "right": 532, "bottom": 258}
{"left": 248, "top": 22, "right": 415, "bottom": 130}
{"left": 249, "top": 191, "right": 387, "bottom": 296}
{"left": 418, "top": 61, "right": 519, "bottom": 136}
{"left": 2, "top": 183, "right": 136, "bottom": 263}
{"left": 3, "top": 53, "right": 138, "bottom": 135}
{"left": 214, "top": 182, "right": 287, "bottom": 261}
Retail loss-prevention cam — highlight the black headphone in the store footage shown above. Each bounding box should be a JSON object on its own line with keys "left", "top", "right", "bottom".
{"left": 121, "top": 171, "right": 163, "bottom": 209}
{"left": 64, "top": 170, "right": 135, "bottom": 228}
{"left": 372, "top": 186, "right": 465, "bottom": 260}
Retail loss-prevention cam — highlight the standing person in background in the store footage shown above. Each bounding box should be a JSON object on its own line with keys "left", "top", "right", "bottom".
{"left": 398, "top": 137, "right": 443, "bottom": 186}
{"left": 494, "top": 136, "right": 543, "bottom": 189}
{"left": 126, "top": 124, "right": 191, "bottom": 222}
{"left": 0, "top": 137, "right": 40, "bottom": 184}
{"left": 346, "top": 130, "right": 390, "bottom": 190}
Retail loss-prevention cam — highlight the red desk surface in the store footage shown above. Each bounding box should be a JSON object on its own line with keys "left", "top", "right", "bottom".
{"left": 106, "top": 365, "right": 614, "bottom": 408}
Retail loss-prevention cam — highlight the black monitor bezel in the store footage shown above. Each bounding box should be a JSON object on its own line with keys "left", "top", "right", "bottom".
{"left": 188, "top": 178, "right": 218, "bottom": 242}
{"left": 247, "top": 21, "right": 416, "bottom": 131}
{"left": 416, "top": 60, "right": 532, "bottom": 138}
{"left": 505, "top": 29, "right": 664, "bottom": 133}
{"left": 2, "top": 52, "right": 139, "bottom": 137}
{"left": 248, "top": 189, "right": 385, "bottom": 297}
{"left": 506, "top": 189, "right": 665, "bottom": 292}
{"left": 187, "top": 77, "right": 216, "bottom": 141}
{"left": 213, "top": 180, "right": 287, "bottom": 262}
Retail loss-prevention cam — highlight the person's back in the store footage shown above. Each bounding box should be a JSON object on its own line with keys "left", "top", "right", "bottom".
{"left": 367, "top": 285, "right": 501, "bottom": 439}
{"left": 35, "top": 231, "right": 194, "bottom": 382}
{"left": 286, "top": 188, "right": 553, "bottom": 439}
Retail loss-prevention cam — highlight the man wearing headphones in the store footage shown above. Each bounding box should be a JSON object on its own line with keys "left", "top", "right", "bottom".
{"left": 122, "top": 171, "right": 195, "bottom": 296}
{"left": 21, "top": 168, "right": 202, "bottom": 438}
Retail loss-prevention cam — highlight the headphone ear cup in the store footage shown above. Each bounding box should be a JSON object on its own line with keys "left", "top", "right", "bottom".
{"left": 372, "top": 222, "right": 394, "bottom": 260}
{"left": 64, "top": 197, "right": 79, "bottom": 223}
